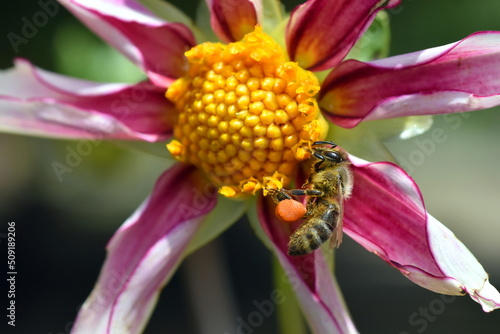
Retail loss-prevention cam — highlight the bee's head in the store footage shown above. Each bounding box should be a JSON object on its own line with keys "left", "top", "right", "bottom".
{"left": 322, "top": 149, "right": 343, "bottom": 163}
{"left": 309, "top": 141, "right": 349, "bottom": 169}
{"left": 312, "top": 148, "right": 345, "bottom": 164}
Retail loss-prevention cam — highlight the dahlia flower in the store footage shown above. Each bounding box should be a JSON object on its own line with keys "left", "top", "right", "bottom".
{"left": 1, "top": 0, "right": 500, "bottom": 333}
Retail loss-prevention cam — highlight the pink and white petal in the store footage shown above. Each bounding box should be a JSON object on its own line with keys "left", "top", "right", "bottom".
{"left": 426, "top": 215, "right": 500, "bottom": 312}
{"left": 345, "top": 156, "right": 500, "bottom": 311}
{"left": 72, "top": 164, "right": 218, "bottom": 334}
{"left": 286, "top": 0, "right": 400, "bottom": 71}
{"left": 248, "top": 196, "right": 358, "bottom": 334}
{"left": 0, "top": 59, "right": 172, "bottom": 141}
{"left": 206, "top": 0, "right": 259, "bottom": 43}
{"left": 60, "top": 0, "right": 195, "bottom": 88}
{"left": 320, "top": 31, "right": 500, "bottom": 128}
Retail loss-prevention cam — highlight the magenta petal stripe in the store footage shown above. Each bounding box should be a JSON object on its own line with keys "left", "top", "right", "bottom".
{"left": 256, "top": 196, "right": 358, "bottom": 334}
{"left": 60, "top": 0, "right": 195, "bottom": 88}
{"left": 344, "top": 157, "right": 435, "bottom": 274}
{"left": 207, "top": 0, "right": 259, "bottom": 43}
{"left": 320, "top": 31, "right": 500, "bottom": 128}
{"left": 286, "top": 0, "right": 401, "bottom": 71}
{"left": 72, "top": 164, "right": 218, "bottom": 334}
{"left": 0, "top": 59, "right": 172, "bottom": 141}
{"left": 344, "top": 156, "right": 500, "bottom": 310}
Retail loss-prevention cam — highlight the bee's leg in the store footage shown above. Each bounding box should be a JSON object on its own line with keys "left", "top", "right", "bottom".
{"left": 267, "top": 188, "right": 293, "bottom": 203}
{"left": 301, "top": 141, "right": 337, "bottom": 156}
{"left": 313, "top": 158, "right": 325, "bottom": 171}
{"left": 287, "top": 189, "right": 323, "bottom": 197}
{"left": 312, "top": 140, "right": 337, "bottom": 148}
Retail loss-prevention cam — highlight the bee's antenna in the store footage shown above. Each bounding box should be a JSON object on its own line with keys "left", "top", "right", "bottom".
{"left": 312, "top": 141, "right": 337, "bottom": 148}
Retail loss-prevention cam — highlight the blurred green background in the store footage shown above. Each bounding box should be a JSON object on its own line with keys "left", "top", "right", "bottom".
{"left": 1, "top": 0, "right": 499, "bottom": 333}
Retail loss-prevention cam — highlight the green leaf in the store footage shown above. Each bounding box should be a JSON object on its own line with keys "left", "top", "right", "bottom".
{"left": 261, "top": 0, "right": 285, "bottom": 33}
{"left": 345, "top": 10, "right": 391, "bottom": 62}
{"left": 107, "top": 140, "right": 173, "bottom": 159}
{"left": 331, "top": 115, "right": 434, "bottom": 163}
{"left": 141, "top": 0, "right": 194, "bottom": 27}
{"left": 52, "top": 20, "right": 144, "bottom": 82}
{"left": 194, "top": 0, "right": 220, "bottom": 42}
{"left": 144, "top": 0, "right": 207, "bottom": 43}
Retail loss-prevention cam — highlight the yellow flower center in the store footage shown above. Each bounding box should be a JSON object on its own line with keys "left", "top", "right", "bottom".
{"left": 166, "top": 27, "right": 328, "bottom": 198}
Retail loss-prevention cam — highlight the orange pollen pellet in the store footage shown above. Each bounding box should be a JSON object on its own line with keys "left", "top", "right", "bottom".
{"left": 275, "top": 199, "right": 307, "bottom": 222}
{"left": 165, "top": 26, "right": 327, "bottom": 198}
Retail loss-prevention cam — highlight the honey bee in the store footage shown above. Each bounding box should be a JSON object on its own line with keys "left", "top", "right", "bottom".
{"left": 269, "top": 141, "right": 353, "bottom": 256}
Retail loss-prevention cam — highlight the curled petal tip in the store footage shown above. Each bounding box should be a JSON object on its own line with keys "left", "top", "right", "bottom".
{"left": 286, "top": 0, "right": 400, "bottom": 71}
{"left": 208, "top": 0, "right": 259, "bottom": 43}
{"left": 61, "top": 0, "right": 195, "bottom": 84}
{"left": 467, "top": 280, "right": 500, "bottom": 312}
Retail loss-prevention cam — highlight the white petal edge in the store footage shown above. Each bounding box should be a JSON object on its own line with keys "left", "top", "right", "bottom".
{"left": 0, "top": 58, "right": 131, "bottom": 98}
{"left": 370, "top": 31, "right": 500, "bottom": 69}
{"left": 109, "top": 217, "right": 204, "bottom": 333}
{"left": 0, "top": 97, "right": 158, "bottom": 141}
{"left": 72, "top": 214, "right": 205, "bottom": 334}
{"left": 63, "top": 0, "right": 167, "bottom": 24}
{"left": 427, "top": 213, "right": 500, "bottom": 312}
{"left": 365, "top": 91, "right": 500, "bottom": 122}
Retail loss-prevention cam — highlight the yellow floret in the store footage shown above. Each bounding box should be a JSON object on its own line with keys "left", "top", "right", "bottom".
{"left": 166, "top": 26, "right": 327, "bottom": 198}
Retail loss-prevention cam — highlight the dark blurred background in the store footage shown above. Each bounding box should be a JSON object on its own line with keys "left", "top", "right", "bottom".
{"left": 1, "top": 0, "right": 499, "bottom": 333}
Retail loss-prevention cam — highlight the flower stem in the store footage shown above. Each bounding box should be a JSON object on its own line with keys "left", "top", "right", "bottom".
{"left": 183, "top": 240, "right": 237, "bottom": 333}
{"left": 273, "top": 257, "right": 307, "bottom": 334}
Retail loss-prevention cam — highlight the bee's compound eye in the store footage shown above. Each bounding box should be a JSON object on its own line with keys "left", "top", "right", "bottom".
{"left": 275, "top": 199, "right": 306, "bottom": 222}
{"left": 324, "top": 150, "right": 342, "bottom": 162}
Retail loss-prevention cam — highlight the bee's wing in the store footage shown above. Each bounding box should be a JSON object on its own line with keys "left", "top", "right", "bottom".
{"left": 331, "top": 164, "right": 352, "bottom": 248}
{"left": 332, "top": 202, "right": 344, "bottom": 248}
{"left": 330, "top": 180, "right": 345, "bottom": 248}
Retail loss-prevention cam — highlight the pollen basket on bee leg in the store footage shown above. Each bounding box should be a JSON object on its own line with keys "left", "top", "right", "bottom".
{"left": 275, "top": 199, "right": 307, "bottom": 222}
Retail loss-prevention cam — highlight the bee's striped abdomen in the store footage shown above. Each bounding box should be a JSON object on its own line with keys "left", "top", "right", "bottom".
{"left": 288, "top": 200, "right": 339, "bottom": 256}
